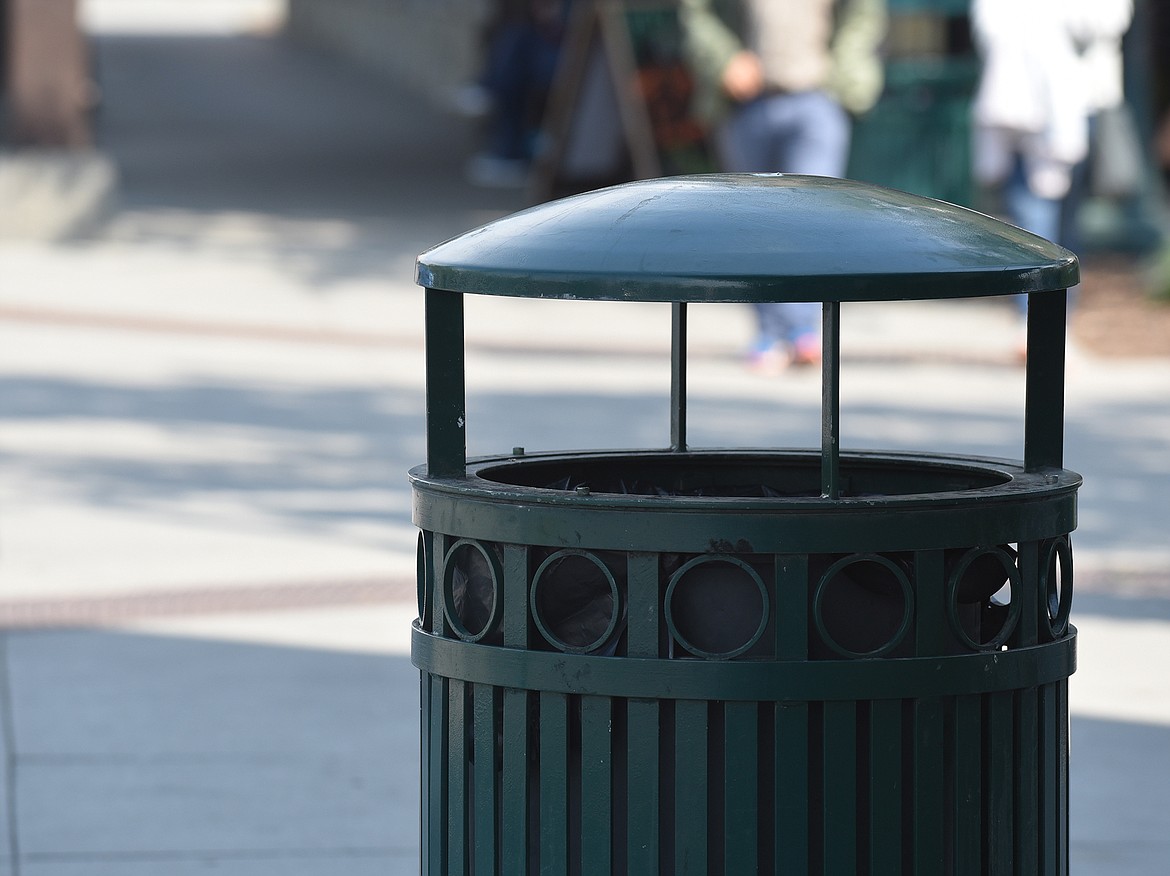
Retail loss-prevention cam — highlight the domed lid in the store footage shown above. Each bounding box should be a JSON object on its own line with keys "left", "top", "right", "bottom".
{"left": 416, "top": 174, "right": 1078, "bottom": 302}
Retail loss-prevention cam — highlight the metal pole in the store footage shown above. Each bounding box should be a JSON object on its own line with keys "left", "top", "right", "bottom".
{"left": 821, "top": 301, "right": 842, "bottom": 498}
{"left": 1024, "top": 291, "right": 1067, "bottom": 471}
{"left": 425, "top": 288, "right": 467, "bottom": 478}
{"left": 671, "top": 302, "right": 688, "bottom": 452}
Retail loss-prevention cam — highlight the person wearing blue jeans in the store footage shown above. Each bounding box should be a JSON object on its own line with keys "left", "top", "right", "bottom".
{"left": 680, "top": 0, "right": 887, "bottom": 372}
{"left": 719, "top": 89, "right": 851, "bottom": 368}
{"left": 465, "top": 1, "right": 568, "bottom": 187}
{"left": 1003, "top": 154, "right": 1064, "bottom": 322}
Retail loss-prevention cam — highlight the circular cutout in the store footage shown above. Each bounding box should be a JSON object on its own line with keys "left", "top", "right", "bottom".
{"left": 814, "top": 554, "right": 913, "bottom": 659}
{"left": 442, "top": 540, "right": 502, "bottom": 642}
{"left": 531, "top": 551, "right": 621, "bottom": 653}
{"left": 416, "top": 532, "right": 431, "bottom": 625}
{"left": 947, "top": 546, "right": 1021, "bottom": 651}
{"left": 1042, "top": 537, "right": 1073, "bottom": 636}
{"left": 665, "top": 556, "right": 769, "bottom": 659}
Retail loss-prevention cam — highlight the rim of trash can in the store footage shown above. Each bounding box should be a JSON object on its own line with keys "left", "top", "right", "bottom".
{"left": 415, "top": 174, "right": 1079, "bottom": 303}
{"left": 410, "top": 450, "right": 1080, "bottom": 554}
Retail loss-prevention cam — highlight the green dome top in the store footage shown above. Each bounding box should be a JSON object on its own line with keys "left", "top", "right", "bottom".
{"left": 416, "top": 174, "right": 1078, "bottom": 303}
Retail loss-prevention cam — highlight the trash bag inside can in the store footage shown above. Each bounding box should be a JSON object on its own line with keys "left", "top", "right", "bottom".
{"left": 947, "top": 544, "right": 1019, "bottom": 647}
{"left": 663, "top": 554, "right": 770, "bottom": 657}
{"left": 812, "top": 553, "right": 914, "bottom": 658}
{"left": 449, "top": 544, "right": 502, "bottom": 644}
{"left": 532, "top": 551, "right": 625, "bottom": 654}
{"left": 949, "top": 544, "right": 1018, "bottom": 603}
{"left": 542, "top": 474, "right": 799, "bottom": 498}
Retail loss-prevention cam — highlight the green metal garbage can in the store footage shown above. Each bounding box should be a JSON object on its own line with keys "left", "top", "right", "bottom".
{"left": 410, "top": 174, "right": 1079, "bottom": 875}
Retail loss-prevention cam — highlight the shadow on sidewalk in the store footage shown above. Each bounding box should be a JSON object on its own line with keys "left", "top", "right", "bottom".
{"left": 1, "top": 626, "right": 419, "bottom": 874}
{"left": 1, "top": 624, "right": 1166, "bottom": 874}
{"left": 83, "top": 29, "right": 524, "bottom": 286}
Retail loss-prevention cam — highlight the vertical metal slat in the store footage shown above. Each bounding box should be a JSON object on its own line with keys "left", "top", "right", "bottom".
{"left": 986, "top": 691, "right": 1015, "bottom": 874}
{"left": 501, "top": 544, "right": 530, "bottom": 872}
{"left": 449, "top": 680, "right": 469, "bottom": 875}
{"left": 952, "top": 694, "right": 982, "bottom": 876}
{"left": 1057, "top": 680, "right": 1070, "bottom": 875}
{"left": 503, "top": 543, "right": 529, "bottom": 650}
{"left": 774, "top": 555, "right": 809, "bottom": 874}
{"left": 1015, "top": 688, "right": 1040, "bottom": 876}
{"left": 540, "top": 691, "right": 569, "bottom": 876}
{"left": 627, "top": 699, "right": 660, "bottom": 876}
{"left": 724, "top": 701, "right": 758, "bottom": 874}
{"left": 1015, "top": 542, "right": 1041, "bottom": 876}
{"left": 674, "top": 700, "right": 708, "bottom": 875}
{"left": 911, "top": 549, "right": 946, "bottom": 875}
{"left": 421, "top": 673, "right": 432, "bottom": 873}
{"left": 869, "top": 698, "right": 902, "bottom": 873}
{"left": 913, "top": 698, "right": 945, "bottom": 874}
{"left": 823, "top": 700, "right": 857, "bottom": 874}
{"left": 428, "top": 675, "right": 449, "bottom": 875}
{"left": 627, "top": 552, "right": 660, "bottom": 875}
{"left": 1039, "top": 683, "right": 1059, "bottom": 876}
{"left": 775, "top": 703, "right": 809, "bottom": 875}
{"left": 775, "top": 554, "right": 809, "bottom": 659}
{"left": 473, "top": 683, "right": 498, "bottom": 876}
{"left": 501, "top": 689, "right": 530, "bottom": 873}
{"left": 433, "top": 533, "right": 451, "bottom": 637}
{"left": 580, "top": 695, "right": 613, "bottom": 876}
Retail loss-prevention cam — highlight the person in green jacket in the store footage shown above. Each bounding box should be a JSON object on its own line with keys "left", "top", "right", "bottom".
{"left": 680, "top": 0, "right": 887, "bottom": 371}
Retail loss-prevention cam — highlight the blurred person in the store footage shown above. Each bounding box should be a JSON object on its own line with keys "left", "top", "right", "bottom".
{"left": 462, "top": 0, "right": 570, "bottom": 187}
{"left": 1060, "top": 0, "right": 1135, "bottom": 252}
{"left": 680, "top": 0, "right": 887, "bottom": 374}
{"left": 971, "top": 0, "right": 1094, "bottom": 359}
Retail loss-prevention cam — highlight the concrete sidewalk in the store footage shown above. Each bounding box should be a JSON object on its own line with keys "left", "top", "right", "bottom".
{"left": 2, "top": 11, "right": 1169, "bottom": 875}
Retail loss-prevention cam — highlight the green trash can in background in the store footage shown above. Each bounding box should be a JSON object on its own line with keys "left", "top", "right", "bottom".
{"left": 849, "top": 0, "right": 980, "bottom": 206}
{"left": 411, "top": 174, "right": 1079, "bottom": 875}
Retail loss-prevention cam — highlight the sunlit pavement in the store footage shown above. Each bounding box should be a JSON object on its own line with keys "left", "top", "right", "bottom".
{"left": 1, "top": 4, "right": 1168, "bottom": 873}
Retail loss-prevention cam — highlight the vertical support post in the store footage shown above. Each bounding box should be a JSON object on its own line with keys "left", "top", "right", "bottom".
{"left": 671, "top": 302, "right": 688, "bottom": 452}
{"left": 425, "top": 288, "right": 467, "bottom": 478}
{"left": 821, "top": 301, "right": 842, "bottom": 499}
{"left": 1024, "top": 291, "right": 1067, "bottom": 471}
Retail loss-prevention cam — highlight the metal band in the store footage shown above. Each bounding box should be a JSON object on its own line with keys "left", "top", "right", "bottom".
{"left": 414, "top": 487, "right": 1077, "bottom": 555}
{"left": 412, "top": 624, "right": 1076, "bottom": 702}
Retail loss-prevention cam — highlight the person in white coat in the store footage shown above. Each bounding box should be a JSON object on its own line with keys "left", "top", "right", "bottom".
{"left": 1061, "top": 0, "right": 1135, "bottom": 248}
{"left": 971, "top": 0, "right": 1131, "bottom": 359}
{"left": 971, "top": 0, "right": 1092, "bottom": 245}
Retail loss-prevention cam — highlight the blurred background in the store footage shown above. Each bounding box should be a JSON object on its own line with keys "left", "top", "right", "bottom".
{"left": 6, "top": 0, "right": 1170, "bottom": 341}
{"left": 0, "top": 1, "right": 1168, "bottom": 874}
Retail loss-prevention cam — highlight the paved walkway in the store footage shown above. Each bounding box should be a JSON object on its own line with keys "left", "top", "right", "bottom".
{"left": 1, "top": 9, "right": 1169, "bottom": 875}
